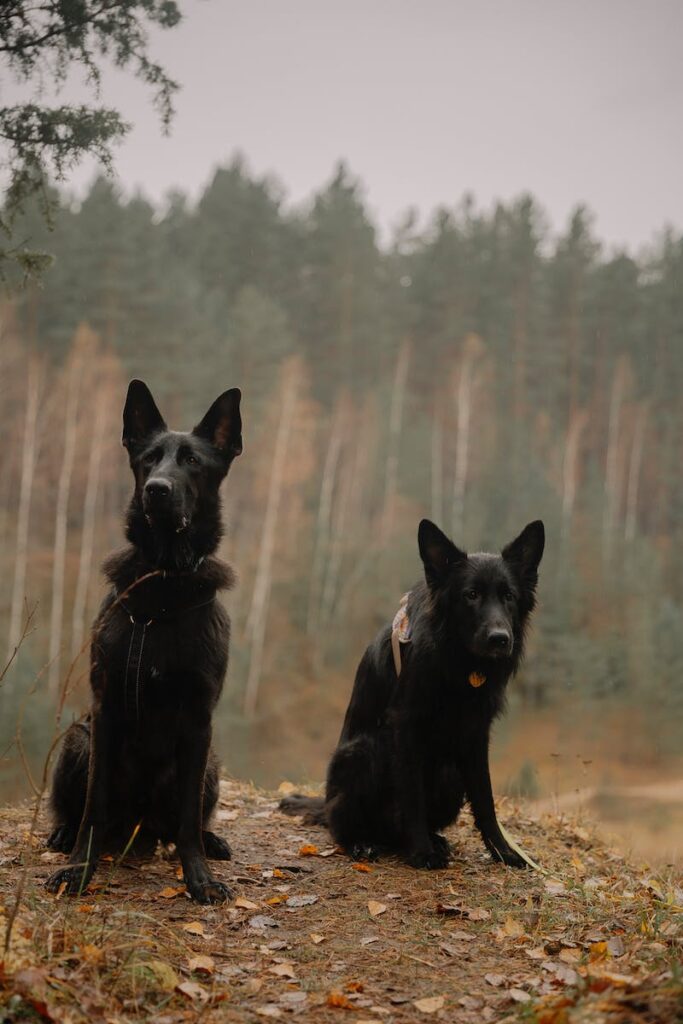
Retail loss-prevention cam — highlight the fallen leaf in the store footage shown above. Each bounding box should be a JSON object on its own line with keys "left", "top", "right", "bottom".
{"left": 176, "top": 981, "right": 209, "bottom": 1003}
{"left": 310, "top": 933, "right": 325, "bottom": 944}
{"left": 544, "top": 879, "right": 566, "bottom": 896}
{"left": 413, "top": 995, "right": 445, "bottom": 1013}
{"left": 559, "top": 948, "right": 581, "bottom": 964}
{"left": 76, "top": 904, "right": 96, "bottom": 914}
{"left": 368, "top": 900, "right": 387, "bottom": 917}
{"left": 278, "top": 781, "right": 297, "bottom": 795}
{"left": 346, "top": 981, "right": 364, "bottom": 992}
{"left": 298, "top": 844, "right": 319, "bottom": 857}
{"left": 159, "top": 885, "right": 186, "bottom": 899}
{"left": 327, "top": 991, "right": 353, "bottom": 1008}
{"left": 269, "top": 963, "right": 296, "bottom": 978}
{"left": 607, "top": 936, "right": 625, "bottom": 957}
{"left": 81, "top": 944, "right": 104, "bottom": 964}
{"left": 272, "top": 868, "right": 285, "bottom": 879}
{"left": 508, "top": 988, "right": 531, "bottom": 1003}
{"left": 188, "top": 955, "right": 215, "bottom": 975}
{"left": 266, "top": 895, "right": 288, "bottom": 906}
{"left": 287, "top": 894, "right": 318, "bottom": 908}
{"left": 589, "top": 941, "right": 608, "bottom": 961}
{"left": 249, "top": 915, "right": 279, "bottom": 930}
{"left": 351, "top": 863, "right": 373, "bottom": 872}
{"left": 502, "top": 915, "right": 525, "bottom": 937}
{"left": 148, "top": 960, "right": 180, "bottom": 991}
{"left": 485, "top": 972, "right": 506, "bottom": 987}
{"left": 255, "top": 1006, "right": 282, "bottom": 1019}
{"left": 182, "top": 921, "right": 205, "bottom": 936}
{"left": 467, "top": 908, "right": 491, "bottom": 921}
{"left": 235, "top": 896, "right": 259, "bottom": 910}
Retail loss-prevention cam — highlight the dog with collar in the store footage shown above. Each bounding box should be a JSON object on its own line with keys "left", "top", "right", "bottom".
{"left": 281, "top": 518, "right": 544, "bottom": 870}
{"left": 46, "top": 380, "right": 242, "bottom": 904}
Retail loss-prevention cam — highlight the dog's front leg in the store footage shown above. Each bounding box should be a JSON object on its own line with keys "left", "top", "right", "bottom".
{"left": 464, "top": 734, "right": 527, "bottom": 868}
{"left": 176, "top": 714, "right": 233, "bottom": 904}
{"left": 46, "top": 704, "right": 108, "bottom": 895}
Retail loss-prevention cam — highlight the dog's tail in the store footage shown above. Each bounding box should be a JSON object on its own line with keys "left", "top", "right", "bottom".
{"left": 279, "top": 794, "right": 327, "bottom": 826}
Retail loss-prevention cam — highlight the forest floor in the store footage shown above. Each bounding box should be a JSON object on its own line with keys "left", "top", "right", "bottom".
{"left": 1, "top": 779, "right": 681, "bottom": 1024}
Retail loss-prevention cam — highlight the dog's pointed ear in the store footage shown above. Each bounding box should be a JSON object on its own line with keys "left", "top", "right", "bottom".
{"left": 122, "top": 380, "right": 166, "bottom": 451}
{"left": 193, "top": 388, "right": 242, "bottom": 459}
{"left": 418, "top": 519, "right": 466, "bottom": 586}
{"left": 502, "top": 520, "right": 545, "bottom": 584}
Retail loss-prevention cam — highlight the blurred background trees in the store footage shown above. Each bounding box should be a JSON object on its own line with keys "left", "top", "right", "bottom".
{"left": 1, "top": 160, "right": 682, "bottom": 799}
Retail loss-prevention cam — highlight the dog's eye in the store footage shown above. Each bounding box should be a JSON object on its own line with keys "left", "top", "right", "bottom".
{"left": 186, "top": 454, "right": 199, "bottom": 466}
{"left": 465, "top": 589, "right": 479, "bottom": 601}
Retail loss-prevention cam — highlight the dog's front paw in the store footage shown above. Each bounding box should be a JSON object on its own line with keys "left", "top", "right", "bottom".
{"left": 349, "top": 842, "right": 380, "bottom": 862}
{"left": 489, "top": 844, "right": 530, "bottom": 869}
{"left": 188, "top": 877, "right": 233, "bottom": 904}
{"left": 406, "top": 843, "right": 450, "bottom": 870}
{"left": 183, "top": 858, "right": 233, "bottom": 903}
{"left": 430, "top": 833, "right": 452, "bottom": 861}
{"left": 203, "top": 831, "right": 232, "bottom": 861}
{"left": 46, "top": 862, "right": 95, "bottom": 895}
{"left": 46, "top": 825, "right": 77, "bottom": 854}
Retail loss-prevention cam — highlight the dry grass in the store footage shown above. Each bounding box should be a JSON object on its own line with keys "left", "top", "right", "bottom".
{"left": 1, "top": 780, "right": 681, "bottom": 1024}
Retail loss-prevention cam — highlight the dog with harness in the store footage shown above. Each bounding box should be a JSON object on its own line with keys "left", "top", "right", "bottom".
{"left": 46, "top": 380, "right": 242, "bottom": 904}
{"left": 281, "top": 518, "right": 544, "bottom": 870}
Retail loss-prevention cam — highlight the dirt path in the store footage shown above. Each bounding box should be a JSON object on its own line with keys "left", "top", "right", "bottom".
{"left": 0, "top": 780, "right": 681, "bottom": 1023}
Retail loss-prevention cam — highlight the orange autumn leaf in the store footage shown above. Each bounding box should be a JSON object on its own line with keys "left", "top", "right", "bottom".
{"left": 351, "top": 862, "right": 372, "bottom": 873}
{"left": 298, "top": 844, "right": 319, "bottom": 857}
{"left": 266, "top": 894, "right": 288, "bottom": 905}
{"left": 76, "top": 904, "right": 96, "bottom": 914}
{"left": 327, "top": 991, "right": 353, "bottom": 1009}
{"left": 346, "top": 981, "right": 364, "bottom": 992}
{"left": 159, "top": 885, "right": 186, "bottom": 899}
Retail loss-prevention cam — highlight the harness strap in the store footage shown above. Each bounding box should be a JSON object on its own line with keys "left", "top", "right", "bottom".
{"left": 391, "top": 592, "right": 412, "bottom": 676}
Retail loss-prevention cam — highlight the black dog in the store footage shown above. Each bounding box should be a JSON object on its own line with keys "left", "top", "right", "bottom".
{"left": 46, "top": 380, "right": 242, "bottom": 903}
{"left": 281, "top": 518, "right": 544, "bottom": 869}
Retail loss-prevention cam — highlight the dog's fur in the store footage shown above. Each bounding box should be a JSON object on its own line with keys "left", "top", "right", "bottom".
{"left": 46, "top": 380, "right": 242, "bottom": 904}
{"left": 281, "top": 518, "right": 545, "bottom": 869}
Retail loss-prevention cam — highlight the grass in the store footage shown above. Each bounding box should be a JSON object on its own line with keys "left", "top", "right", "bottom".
{"left": 1, "top": 779, "right": 681, "bottom": 1023}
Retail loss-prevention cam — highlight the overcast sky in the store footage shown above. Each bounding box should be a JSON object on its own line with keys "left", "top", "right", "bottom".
{"left": 11, "top": 0, "right": 683, "bottom": 251}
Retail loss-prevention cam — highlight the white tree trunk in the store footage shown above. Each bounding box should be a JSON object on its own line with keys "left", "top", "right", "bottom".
{"left": 71, "top": 402, "right": 106, "bottom": 658}
{"left": 307, "top": 400, "right": 344, "bottom": 638}
{"left": 602, "top": 359, "right": 628, "bottom": 563}
{"left": 624, "top": 403, "right": 648, "bottom": 543}
{"left": 431, "top": 400, "right": 443, "bottom": 526}
{"left": 451, "top": 340, "right": 478, "bottom": 539}
{"left": 48, "top": 356, "right": 83, "bottom": 691}
{"left": 7, "top": 358, "right": 41, "bottom": 673}
{"left": 243, "top": 362, "right": 298, "bottom": 717}
{"left": 380, "top": 340, "right": 410, "bottom": 543}
{"left": 560, "top": 408, "right": 589, "bottom": 544}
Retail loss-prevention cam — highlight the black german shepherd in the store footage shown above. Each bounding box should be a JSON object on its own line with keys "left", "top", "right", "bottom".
{"left": 281, "top": 518, "right": 544, "bottom": 869}
{"left": 46, "top": 380, "right": 242, "bottom": 904}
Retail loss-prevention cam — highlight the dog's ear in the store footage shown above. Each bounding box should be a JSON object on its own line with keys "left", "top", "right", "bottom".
{"left": 122, "top": 380, "right": 166, "bottom": 452}
{"left": 193, "top": 388, "right": 242, "bottom": 459}
{"left": 418, "top": 519, "right": 466, "bottom": 586}
{"left": 502, "top": 520, "right": 545, "bottom": 585}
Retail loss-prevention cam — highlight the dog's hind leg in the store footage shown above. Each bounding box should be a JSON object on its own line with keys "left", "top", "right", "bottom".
{"left": 279, "top": 794, "right": 327, "bottom": 825}
{"left": 201, "top": 752, "right": 232, "bottom": 861}
{"left": 47, "top": 721, "right": 90, "bottom": 853}
{"left": 326, "top": 736, "right": 387, "bottom": 861}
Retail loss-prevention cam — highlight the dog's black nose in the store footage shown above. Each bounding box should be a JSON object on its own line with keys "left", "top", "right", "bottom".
{"left": 487, "top": 629, "right": 511, "bottom": 652}
{"left": 144, "top": 478, "right": 172, "bottom": 502}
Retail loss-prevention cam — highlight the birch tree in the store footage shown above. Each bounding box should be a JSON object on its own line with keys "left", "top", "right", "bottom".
{"left": 243, "top": 359, "right": 299, "bottom": 717}
{"left": 6, "top": 357, "right": 41, "bottom": 674}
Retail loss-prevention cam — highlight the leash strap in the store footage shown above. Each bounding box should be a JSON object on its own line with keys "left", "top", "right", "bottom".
{"left": 123, "top": 617, "right": 151, "bottom": 730}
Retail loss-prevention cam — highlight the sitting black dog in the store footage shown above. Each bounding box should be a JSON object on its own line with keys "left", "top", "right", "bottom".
{"left": 281, "top": 518, "right": 544, "bottom": 869}
{"left": 46, "top": 380, "right": 242, "bottom": 903}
